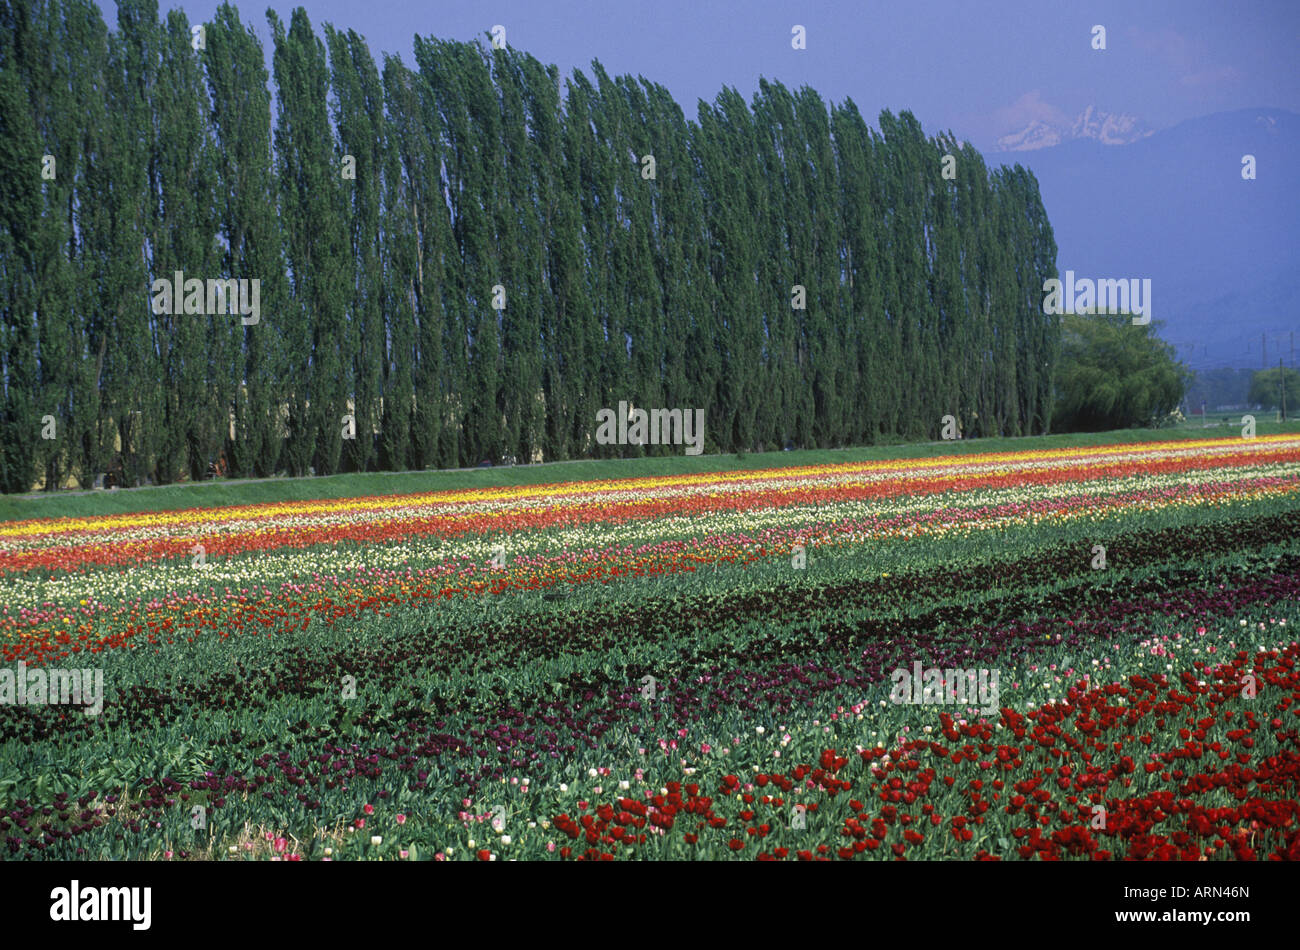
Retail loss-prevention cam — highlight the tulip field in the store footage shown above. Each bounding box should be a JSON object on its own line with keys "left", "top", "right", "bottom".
{"left": 2, "top": 431, "right": 1300, "bottom": 861}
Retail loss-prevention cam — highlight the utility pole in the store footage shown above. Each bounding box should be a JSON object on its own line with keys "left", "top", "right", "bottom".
{"left": 1283, "top": 357, "right": 1288, "bottom": 422}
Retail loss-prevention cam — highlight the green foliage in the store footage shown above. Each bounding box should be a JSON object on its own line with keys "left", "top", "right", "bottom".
{"left": 3, "top": 488, "right": 1297, "bottom": 859}
{"left": 206, "top": 1, "right": 288, "bottom": 478}
{"left": 1248, "top": 366, "right": 1300, "bottom": 412}
{"left": 1052, "top": 313, "right": 1190, "bottom": 432}
{"left": 3, "top": 1, "right": 1063, "bottom": 491}
{"left": 1184, "top": 367, "right": 1255, "bottom": 413}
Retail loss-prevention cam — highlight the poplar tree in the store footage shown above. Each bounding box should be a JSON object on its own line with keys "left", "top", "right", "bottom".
{"left": 385, "top": 49, "right": 448, "bottom": 469}
{"left": 3, "top": 3, "right": 1070, "bottom": 487}
{"left": 552, "top": 65, "right": 599, "bottom": 458}
{"left": 84, "top": 0, "right": 155, "bottom": 485}
{"left": 151, "top": 8, "right": 223, "bottom": 481}
{"left": 517, "top": 53, "right": 575, "bottom": 462}
{"left": 697, "top": 86, "right": 763, "bottom": 454}
{"left": 270, "top": 7, "right": 349, "bottom": 476}
{"left": 613, "top": 73, "right": 665, "bottom": 454}
{"left": 205, "top": 2, "right": 288, "bottom": 476}
{"left": 0, "top": 0, "right": 71, "bottom": 491}
{"left": 375, "top": 55, "right": 417, "bottom": 470}
{"left": 569, "top": 66, "right": 627, "bottom": 457}
{"left": 493, "top": 45, "right": 544, "bottom": 463}
{"left": 326, "top": 25, "right": 384, "bottom": 472}
{"left": 830, "top": 99, "right": 884, "bottom": 445}
{"left": 794, "top": 85, "right": 846, "bottom": 446}
{"left": 640, "top": 80, "right": 696, "bottom": 440}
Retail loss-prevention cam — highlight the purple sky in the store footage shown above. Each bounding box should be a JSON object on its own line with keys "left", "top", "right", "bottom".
{"left": 103, "top": 0, "right": 1300, "bottom": 148}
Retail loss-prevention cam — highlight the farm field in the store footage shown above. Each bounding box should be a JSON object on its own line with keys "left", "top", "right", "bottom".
{"left": 2, "top": 432, "right": 1299, "bottom": 861}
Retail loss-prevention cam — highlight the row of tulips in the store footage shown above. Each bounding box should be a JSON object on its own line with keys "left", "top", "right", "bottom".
{"left": 1, "top": 434, "right": 1296, "bottom": 859}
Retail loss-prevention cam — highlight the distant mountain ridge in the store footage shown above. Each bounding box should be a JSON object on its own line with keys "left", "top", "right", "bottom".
{"left": 985, "top": 108, "right": 1299, "bottom": 372}
{"left": 996, "top": 106, "right": 1155, "bottom": 151}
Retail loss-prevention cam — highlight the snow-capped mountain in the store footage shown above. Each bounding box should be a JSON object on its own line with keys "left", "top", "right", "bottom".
{"left": 986, "top": 108, "right": 1300, "bottom": 372}
{"left": 1068, "top": 106, "right": 1154, "bottom": 145}
{"left": 996, "top": 107, "right": 1154, "bottom": 151}
{"left": 994, "top": 119, "right": 1062, "bottom": 152}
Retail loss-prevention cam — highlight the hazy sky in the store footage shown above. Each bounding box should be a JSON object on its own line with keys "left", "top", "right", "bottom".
{"left": 101, "top": 0, "right": 1300, "bottom": 149}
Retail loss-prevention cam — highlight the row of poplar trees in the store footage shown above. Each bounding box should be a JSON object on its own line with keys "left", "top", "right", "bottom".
{"left": 0, "top": 0, "right": 1060, "bottom": 491}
